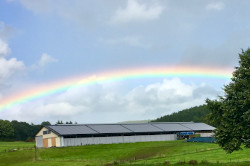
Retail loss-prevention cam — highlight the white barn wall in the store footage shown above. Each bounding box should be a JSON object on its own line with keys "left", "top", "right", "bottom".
{"left": 63, "top": 134, "right": 177, "bottom": 147}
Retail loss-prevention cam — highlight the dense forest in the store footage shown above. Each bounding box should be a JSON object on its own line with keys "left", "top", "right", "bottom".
{"left": 152, "top": 105, "right": 210, "bottom": 124}
{"left": 0, "top": 120, "right": 50, "bottom": 141}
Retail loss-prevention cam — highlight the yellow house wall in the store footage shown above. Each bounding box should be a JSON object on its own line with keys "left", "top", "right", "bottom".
{"left": 36, "top": 127, "right": 62, "bottom": 147}
{"left": 56, "top": 137, "right": 61, "bottom": 147}
{"left": 48, "top": 138, "right": 52, "bottom": 147}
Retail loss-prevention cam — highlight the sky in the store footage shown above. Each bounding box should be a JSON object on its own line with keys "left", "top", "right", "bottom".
{"left": 0, "top": 0, "right": 250, "bottom": 124}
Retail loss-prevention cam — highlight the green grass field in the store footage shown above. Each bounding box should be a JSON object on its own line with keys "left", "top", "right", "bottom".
{"left": 0, "top": 140, "right": 249, "bottom": 165}
{"left": 0, "top": 141, "right": 34, "bottom": 152}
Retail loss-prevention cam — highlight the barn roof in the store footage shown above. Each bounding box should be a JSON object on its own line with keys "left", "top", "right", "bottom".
{"left": 43, "top": 122, "right": 215, "bottom": 136}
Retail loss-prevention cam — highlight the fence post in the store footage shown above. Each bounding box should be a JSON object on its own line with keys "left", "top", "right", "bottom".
{"left": 34, "top": 145, "right": 37, "bottom": 161}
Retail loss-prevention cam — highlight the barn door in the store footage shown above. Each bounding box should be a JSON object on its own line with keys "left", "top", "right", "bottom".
{"left": 43, "top": 138, "right": 48, "bottom": 148}
{"left": 51, "top": 138, "right": 56, "bottom": 147}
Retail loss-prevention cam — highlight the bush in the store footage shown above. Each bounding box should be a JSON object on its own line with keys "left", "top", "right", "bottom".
{"left": 164, "top": 160, "right": 170, "bottom": 165}
{"left": 201, "top": 160, "right": 209, "bottom": 164}
{"left": 189, "top": 160, "right": 198, "bottom": 165}
{"left": 177, "top": 161, "right": 186, "bottom": 165}
{"left": 26, "top": 137, "right": 35, "bottom": 142}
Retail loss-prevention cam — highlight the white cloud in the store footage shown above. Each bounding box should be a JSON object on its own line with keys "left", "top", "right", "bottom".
{"left": 111, "top": 0, "right": 164, "bottom": 24}
{"left": 38, "top": 53, "right": 57, "bottom": 67}
{"left": 0, "top": 37, "right": 25, "bottom": 84}
{"left": 0, "top": 39, "right": 11, "bottom": 57}
{"left": 0, "top": 57, "right": 25, "bottom": 83}
{"left": 2, "top": 78, "right": 221, "bottom": 123}
{"left": 206, "top": 2, "right": 225, "bottom": 11}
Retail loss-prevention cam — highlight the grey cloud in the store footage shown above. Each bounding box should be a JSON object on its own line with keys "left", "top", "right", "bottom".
{"left": 193, "top": 84, "right": 220, "bottom": 99}
{"left": 0, "top": 22, "right": 15, "bottom": 41}
{"left": 180, "top": 29, "right": 250, "bottom": 67}
{"left": 12, "top": 0, "right": 120, "bottom": 27}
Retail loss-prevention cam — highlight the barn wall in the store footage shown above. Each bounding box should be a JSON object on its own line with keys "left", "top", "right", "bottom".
{"left": 63, "top": 134, "right": 177, "bottom": 147}
{"left": 56, "top": 137, "right": 61, "bottom": 147}
{"left": 196, "top": 132, "right": 214, "bottom": 137}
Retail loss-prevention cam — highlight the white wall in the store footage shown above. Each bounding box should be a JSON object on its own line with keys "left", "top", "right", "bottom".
{"left": 63, "top": 134, "right": 177, "bottom": 147}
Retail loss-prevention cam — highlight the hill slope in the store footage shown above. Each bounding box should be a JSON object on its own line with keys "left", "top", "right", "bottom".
{"left": 153, "top": 105, "right": 210, "bottom": 123}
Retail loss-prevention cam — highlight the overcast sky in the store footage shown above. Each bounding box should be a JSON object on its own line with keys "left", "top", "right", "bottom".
{"left": 0, "top": 0, "right": 250, "bottom": 124}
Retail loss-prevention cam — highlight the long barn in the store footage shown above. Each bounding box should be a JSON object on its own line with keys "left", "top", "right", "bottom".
{"left": 35, "top": 122, "right": 215, "bottom": 148}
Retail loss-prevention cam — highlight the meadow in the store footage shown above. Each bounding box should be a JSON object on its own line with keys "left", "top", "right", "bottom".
{"left": 0, "top": 140, "right": 249, "bottom": 166}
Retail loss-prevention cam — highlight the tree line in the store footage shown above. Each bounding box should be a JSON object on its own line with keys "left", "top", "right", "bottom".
{"left": 152, "top": 105, "right": 210, "bottom": 124}
{"left": 0, "top": 120, "right": 77, "bottom": 141}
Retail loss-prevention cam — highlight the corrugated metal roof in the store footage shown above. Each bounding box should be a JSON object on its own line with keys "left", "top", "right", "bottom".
{"left": 181, "top": 123, "right": 216, "bottom": 131}
{"left": 87, "top": 124, "right": 132, "bottom": 133}
{"left": 152, "top": 123, "right": 191, "bottom": 131}
{"left": 121, "top": 124, "right": 163, "bottom": 132}
{"left": 45, "top": 122, "right": 215, "bottom": 136}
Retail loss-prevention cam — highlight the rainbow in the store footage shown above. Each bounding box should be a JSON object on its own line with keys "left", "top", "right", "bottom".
{"left": 0, "top": 66, "right": 232, "bottom": 111}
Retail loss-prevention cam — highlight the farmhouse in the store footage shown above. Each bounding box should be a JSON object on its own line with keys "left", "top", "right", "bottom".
{"left": 35, "top": 122, "right": 215, "bottom": 148}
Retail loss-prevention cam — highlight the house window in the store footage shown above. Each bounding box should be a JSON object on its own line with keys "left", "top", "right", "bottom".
{"left": 43, "top": 130, "right": 51, "bottom": 135}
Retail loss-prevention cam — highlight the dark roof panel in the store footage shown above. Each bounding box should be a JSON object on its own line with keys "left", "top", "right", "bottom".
{"left": 122, "top": 124, "right": 163, "bottom": 132}
{"left": 181, "top": 123, "right": 215, "bottom": 131}
{"left": 87, "top": 124, "right": 132, "bottom": 133}
{"left": 152, "top": 123, "right": 191, "bottom": 131}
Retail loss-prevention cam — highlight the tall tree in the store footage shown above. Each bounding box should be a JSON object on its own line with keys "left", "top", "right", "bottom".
{"left": 41, "top": 121, "right": 51, "bottom": 126}
{"left": 0, "top": 120, "right": 14, "bottom": 138}
{"left": 56, "top": 120, "right": 63, "bottom": 124}
{"left": 206, "top": 49, "right": 250, "bottom": 153}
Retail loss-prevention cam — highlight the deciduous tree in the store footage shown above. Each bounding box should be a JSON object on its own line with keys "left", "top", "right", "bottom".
{"left": 206, "top": 49, "right": 250, "bottom": 153}
{"left": 0, "top": 119, "right": 14, "bottom": 138}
